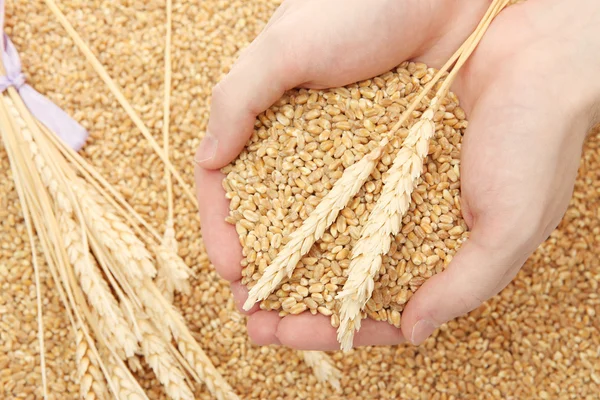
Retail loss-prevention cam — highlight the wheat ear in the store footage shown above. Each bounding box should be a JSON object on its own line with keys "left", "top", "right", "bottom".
{"left": 60, "top": 212, "right": 140, "bottom": 358}
{"left": 70, "top": 180, "right": 157, "bottom": 281}
{"left": 337, "top": 0, "right": 511, "bottom": 351}
{"left": 135, "top": 311, "right": 195, "bottom": 400}
{"left": 138, "top": 282, "right": 239, "bottom": 400}
{"left": 336, "top": 111, "right": 436, "bottom": 351}
{"left": 106, "top": 354, "right": 150, "bottom": 400}
{"left": 301, "top": 351, "right": 342, "bottom": 391}
{"left": 242, "top": 144, "right": 385, "bottom": 310}
{"left": 2, "top": 96, "right": 73, "bottom": 215}
{"left": 155, "top": 224, "right": 192, "bottom": 303}
{"left": 76, "top": 329, "right": 109, "bottom": 400}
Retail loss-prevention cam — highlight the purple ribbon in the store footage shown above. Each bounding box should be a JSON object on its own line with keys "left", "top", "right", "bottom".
{"left": 1, "top": 33, "right": 88, "bottom": 151}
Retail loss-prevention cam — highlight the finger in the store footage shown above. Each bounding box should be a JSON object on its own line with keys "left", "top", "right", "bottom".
{"left": 195, "top": 28, "right": 307, "bottom": 170}
{"left": 274, "top": 313, "right": 405, "bottom": 351}
{"left": 230, "top": 280, "right": 260, "bottom": 315}
{"left": 232, "top": 3, "right": 289, "bottom": 67}
{"left": 195, "top": 166, "right": 242, "bottom": 282}
{"left": 247, "top": 311, "right": 282, "bottom": 346}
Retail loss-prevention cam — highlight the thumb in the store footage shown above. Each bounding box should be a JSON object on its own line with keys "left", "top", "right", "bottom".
{"left": 399, "top": 226, "right": 528, "bottom": 346}
{"left": 194, "top": 33, "right": 304, "bottom": 170}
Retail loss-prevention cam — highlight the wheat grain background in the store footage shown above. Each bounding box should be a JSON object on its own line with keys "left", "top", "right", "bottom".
{"left": 0, "top": 0, "right": 599, "bottom": 399}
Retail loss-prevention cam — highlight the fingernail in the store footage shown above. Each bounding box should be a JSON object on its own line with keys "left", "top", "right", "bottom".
{"left": 195, "top": 134, "right": 217, "bottom": 164}
{"left": 411, "top": 319, "right": 437, "bottom": 346}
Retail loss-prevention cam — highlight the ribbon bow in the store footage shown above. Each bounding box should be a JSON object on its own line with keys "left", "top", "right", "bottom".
{"left": 1, "top": 33, "right": 88, "bottom": 151}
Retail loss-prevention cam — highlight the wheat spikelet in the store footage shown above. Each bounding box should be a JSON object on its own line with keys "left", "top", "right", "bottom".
{"left": 243, "top": 144, "right": 385, "bottom": 310}
{"left": 301, "top": 351, "right": 342, "bottom": 391}
{"left": 155, "top": 223, "right": 191, "bottom": 303}
{"left": 135, "top": 311, "right": 194, "bottom": 400}
{"left": 336, "top": 110, "right": 436, "bottom": 351}
{"left": 75, "top": 329, "right": 109, "bottom": 400}
{"left": 106, "top": 354, "right": 149, "bottom": 400}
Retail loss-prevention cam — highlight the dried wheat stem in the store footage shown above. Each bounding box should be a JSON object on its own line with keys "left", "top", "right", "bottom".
{"left": 301, "top": 351, "right": 342, "bottom": 391}
{"left": 163, "top": 0, "right": 174, "bottom": 224}
{"left": 60, "top": 212, "right": 140, "bottom": 358}
{"left": 242, "top": 144, "right": 386, "bottom": 310}
{"left": 136, "top": 311, "right": 194, "bottom": 400}
{"left": 44, "top": 0, "right": 197, "bottom": 207}
{"left": 76, "top": 329, "right": 109, "bottom": 400}
{"left": 336, "top": 110, "right": 436, "bottom": 351}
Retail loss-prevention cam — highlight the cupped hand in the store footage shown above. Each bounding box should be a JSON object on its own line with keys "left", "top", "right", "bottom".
{"left": 195, "top": 0, "right": 600, "bottom": 350}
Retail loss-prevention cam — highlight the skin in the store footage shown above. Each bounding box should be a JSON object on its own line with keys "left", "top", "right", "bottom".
{"left": 194, "top": 0, "right": 600, "bottom": 350}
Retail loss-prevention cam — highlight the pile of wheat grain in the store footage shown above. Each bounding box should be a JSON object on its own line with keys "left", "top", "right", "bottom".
{"left": 1, "top": 0, "right": 599, "bottom": 399}
{"left": 223, "top": 64, "right": 469, "bottom": 329}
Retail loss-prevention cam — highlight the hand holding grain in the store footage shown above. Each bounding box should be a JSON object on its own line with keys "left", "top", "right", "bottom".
{"left": 195, "top": 0, "right": 600, "bottom": 350}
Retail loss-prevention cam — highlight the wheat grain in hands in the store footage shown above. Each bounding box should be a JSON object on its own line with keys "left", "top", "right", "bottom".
{"left": 243, "top": 145, "right": 385, "bottom": 310}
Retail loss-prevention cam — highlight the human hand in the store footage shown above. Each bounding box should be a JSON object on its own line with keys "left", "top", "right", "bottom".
{"left": 195, "top": 0, "right": 600, "bottom": 350}
{"left": 401, "top": 0, "right": 600, "bottom": 345}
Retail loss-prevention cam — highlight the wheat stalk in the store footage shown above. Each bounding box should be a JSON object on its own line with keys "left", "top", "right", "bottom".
{"left": 5, "top": 84, "right": 229, "bottom": 399}
{"left": 336, "top": 0, "right": 511, "bottom": 351}
{"left": 135, "top": 311, "right": 195, "bottom": 400}
{"left": 0, "top": 92, "right": 49, "bottom": 399}
{"left": 301, "top": 351, "right": 342, "bottom": 391}
{"left": 154, "top": 0, "right": 192, "bottom": 303}
{"left": 1, "top": 11, "right": 240, "bottom": 400}
{"left": 76, "top": 328, "right": 109, "bottom": 400}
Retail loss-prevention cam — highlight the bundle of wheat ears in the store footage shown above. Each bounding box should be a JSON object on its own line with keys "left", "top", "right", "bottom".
{"left": 0, "top": 0, "right": 508, "bottom": 399}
